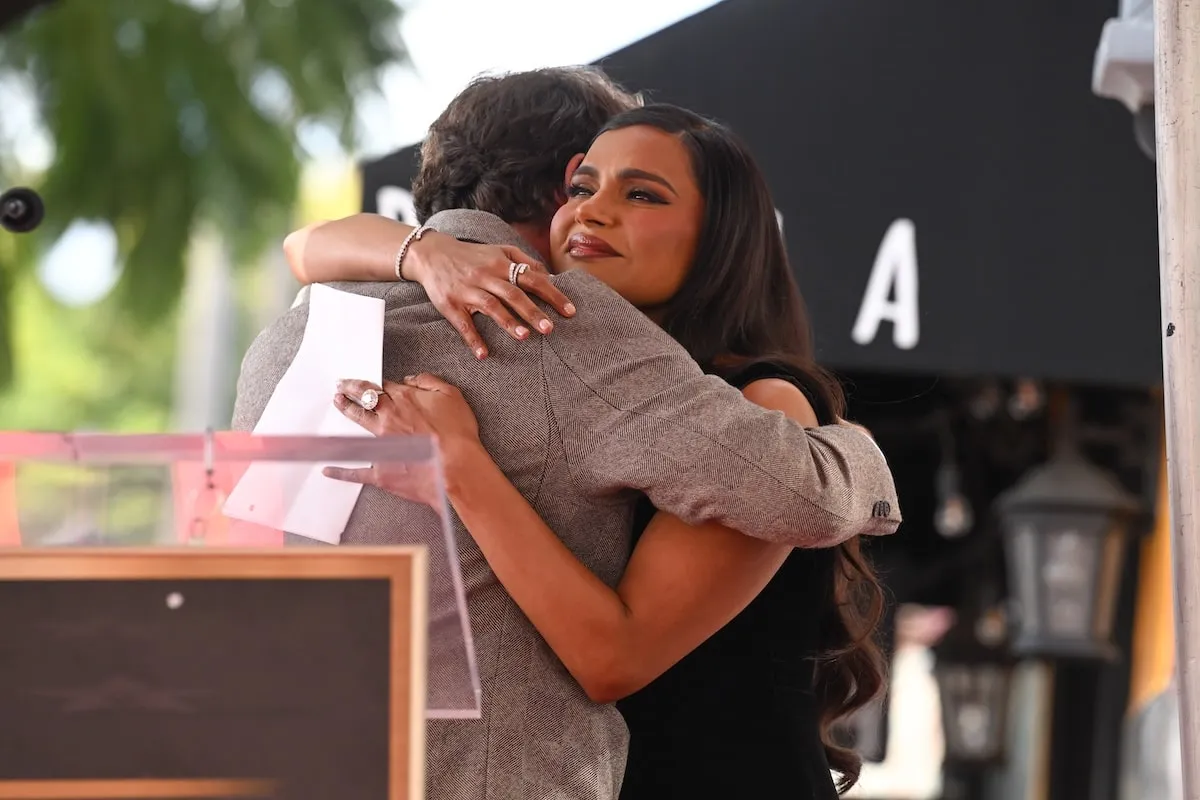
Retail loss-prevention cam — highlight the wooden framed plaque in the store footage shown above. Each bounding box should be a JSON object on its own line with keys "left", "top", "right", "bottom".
{"left": 0, "top": 548, "right": 428, "bottom": 800}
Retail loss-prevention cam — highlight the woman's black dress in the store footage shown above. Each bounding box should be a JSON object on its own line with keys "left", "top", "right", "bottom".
{"left": 617, "top": 361, "right": 842, "bottom": 800}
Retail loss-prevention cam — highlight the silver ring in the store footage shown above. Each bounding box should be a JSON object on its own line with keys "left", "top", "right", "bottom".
{"left": 360, "top": 388, "right": 380, "bottom": 411}
{"left": 510, "top": 262, "right": 530, "bottom": 286}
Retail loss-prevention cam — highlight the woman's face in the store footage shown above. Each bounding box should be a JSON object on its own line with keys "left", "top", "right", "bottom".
{"left": 549, "top": 125, "right": 704, "bottom": 311}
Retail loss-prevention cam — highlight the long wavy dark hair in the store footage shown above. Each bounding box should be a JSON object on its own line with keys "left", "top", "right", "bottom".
{"left": 596, "top": 104, "right": 887, "bottom": 793}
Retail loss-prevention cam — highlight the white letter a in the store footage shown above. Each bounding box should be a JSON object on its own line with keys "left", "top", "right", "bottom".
{"left": 852, "top": 218, "right": 919, "bottom": 350}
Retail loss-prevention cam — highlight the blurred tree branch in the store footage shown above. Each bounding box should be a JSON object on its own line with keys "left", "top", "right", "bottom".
{"left": 0, "top": 0, "right": 406, "bottom": 386}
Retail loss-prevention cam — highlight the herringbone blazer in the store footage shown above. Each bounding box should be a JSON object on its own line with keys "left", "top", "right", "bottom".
{"left": 232, "top": 209, "right": 900, "bottom": 800}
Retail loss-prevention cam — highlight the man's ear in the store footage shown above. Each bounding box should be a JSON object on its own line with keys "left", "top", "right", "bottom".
{"left": 556, "top": 153, "right": 586, "bottom": 205}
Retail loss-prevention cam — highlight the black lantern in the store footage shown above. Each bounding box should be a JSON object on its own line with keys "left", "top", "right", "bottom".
{"left": 996, "top": 437, "right": 1139, "bottom": 660}
{"left": 933, "top": 605, "right": 1015, "bottom": 767}
{"left": 831, "top": 694, "right": 889, "bottom": 764}
{"left": 830, "top": 598, "right": 895, "bottom": 764}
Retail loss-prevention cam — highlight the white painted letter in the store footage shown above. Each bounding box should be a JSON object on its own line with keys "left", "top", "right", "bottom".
{"left": 375, "top": 186, "right": 418, "bottom": 225}
{"left": 852, "top": 218, "right": 919, "bottom": 350}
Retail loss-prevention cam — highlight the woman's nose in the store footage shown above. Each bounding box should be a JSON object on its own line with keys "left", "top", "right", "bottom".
{"left": 575, "top": 189, "right": 615, "bottom": 227}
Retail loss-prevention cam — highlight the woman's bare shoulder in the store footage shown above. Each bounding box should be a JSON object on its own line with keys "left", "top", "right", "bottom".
{"left": 740, "top": 378, "right": 820, "bottom": 427}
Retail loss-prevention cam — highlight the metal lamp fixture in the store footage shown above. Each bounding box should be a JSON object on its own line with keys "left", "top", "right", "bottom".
{"left": 933, "top": 604, "right": 1014, "bottom": 767}
{"left": 831, "top": 696, "right": 889, "bottom": 765}
{"left": 995, "top": 418, "right": 1139, "bottom": 660}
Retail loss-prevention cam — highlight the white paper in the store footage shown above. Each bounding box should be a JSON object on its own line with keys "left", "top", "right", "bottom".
{"left": 223, "top": 284, "right": 384, "bottom": 543}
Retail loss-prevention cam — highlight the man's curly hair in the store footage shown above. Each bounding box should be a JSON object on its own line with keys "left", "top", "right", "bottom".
{"left": 412, "top": 67, "right": 642, "bottom": 225}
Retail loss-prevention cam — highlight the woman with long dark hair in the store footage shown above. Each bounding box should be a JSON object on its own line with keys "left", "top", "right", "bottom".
{"left": 292, "top": 104, "right": 886, "bottom": 798}
{"left": 587, "top": 105, "right": 888, "bottom": 800}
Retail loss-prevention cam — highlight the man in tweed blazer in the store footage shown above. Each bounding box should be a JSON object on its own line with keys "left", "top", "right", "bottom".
{"left": 233, "top": 68, "right": 900, "bottom": 800}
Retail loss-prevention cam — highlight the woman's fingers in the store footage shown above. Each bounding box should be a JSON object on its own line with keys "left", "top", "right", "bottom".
{"left": 513, "top": 270, "right": 577, "bottom": 321}
{"left": 402, "top": 373, "right": 457, "bottom": 394}
{"left": 424, "top": 243, "right": 577, "bottom": 356}
{"left": 498, "top": 246, "right": 577, "bottom": 320}
{"left": 466, "top": 288, "right": 525, "bottom": 342}
{"left": 523, "top": 270, "right": 577, "bottom": 319}
{"left": 498, "top": 246, "right": 548, "bottom": 276}
{"left": 483, "top": 279, "right": 553, "bottom": 337}
{"left": 442, "top": 304, "right": 490, "bottom": 360}
{"left": 333, "top": 392, "right": 383, "bottom": 434}
{"left": 324, "top": 463, "right": 438, "bottom": 507}
{"left": 322, "top": 465, "right": 375, "bottom": 485}
{"left": 336, "top": 379, "right": 383, "bottom": 404}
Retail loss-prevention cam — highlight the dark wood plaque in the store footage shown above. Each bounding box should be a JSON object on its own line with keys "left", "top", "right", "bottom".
{"left": 0, "top": 549, "right": 427, "bottom": 800}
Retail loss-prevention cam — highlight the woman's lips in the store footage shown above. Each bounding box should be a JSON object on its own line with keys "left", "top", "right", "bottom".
{"left": 566, "top": 233, "right": 621, "bottom": 259}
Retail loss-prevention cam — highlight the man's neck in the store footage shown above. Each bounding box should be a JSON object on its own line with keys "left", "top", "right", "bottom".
{"left": 509, "top": 221, "right": 552, "bottom": 264}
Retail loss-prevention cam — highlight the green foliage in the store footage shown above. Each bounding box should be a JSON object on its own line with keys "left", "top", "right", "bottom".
{"left": 0, "top": 268, "right": 177, "bottom": 431}
{"left": 0, "top": 0, "right": 404, "bottom": 389}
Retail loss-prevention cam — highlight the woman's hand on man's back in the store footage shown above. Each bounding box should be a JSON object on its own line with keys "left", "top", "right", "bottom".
{"left": 406, "top": 233, "right": 576, "bottom": 359}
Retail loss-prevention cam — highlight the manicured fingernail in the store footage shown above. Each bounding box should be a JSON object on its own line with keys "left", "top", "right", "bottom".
{"left": 515, "top": 325, "right": 530, "bottom": 338}
{"left": 475, "top": 347, "right": 487, "bottom": 359}
{"left": 404, "top": 375, "right": 415, "bottom": 381}
{"left": 538, "top": 319, "right": 553, "bottom": 333}
{"left": 563, "top": 303, "right": 576, "bottom": 315}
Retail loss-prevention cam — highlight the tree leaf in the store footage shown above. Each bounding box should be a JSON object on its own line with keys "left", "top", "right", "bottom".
{"left": 0, "top": 0, "right": 405, "bottom": 386}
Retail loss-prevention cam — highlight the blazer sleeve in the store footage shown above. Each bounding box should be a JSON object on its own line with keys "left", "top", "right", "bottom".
{"left": 542, "top": 270, "right": 901, "bottom": 546}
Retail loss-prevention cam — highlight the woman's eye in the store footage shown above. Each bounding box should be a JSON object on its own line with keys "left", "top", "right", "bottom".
{"left": 629, "top": 189, "right": 665, "bottom": 203}
{"left": 566, "top": 184, "right": 593, "bottom": 198}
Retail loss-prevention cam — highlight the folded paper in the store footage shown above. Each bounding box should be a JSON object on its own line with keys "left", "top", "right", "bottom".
{"left": 223, "top": 285, "right": 384, "bottom": 543}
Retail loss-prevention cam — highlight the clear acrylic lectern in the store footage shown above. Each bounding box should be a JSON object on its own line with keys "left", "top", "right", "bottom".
{"left": 0, "top": 432, "right": 480, "bottom": 800}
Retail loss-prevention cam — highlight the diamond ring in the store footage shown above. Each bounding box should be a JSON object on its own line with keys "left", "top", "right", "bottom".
{"left": 509, "top": 262, "right": 529, "bottom": 286}
{"left": 360, "top": 388, "right": 380, "bottom": 411}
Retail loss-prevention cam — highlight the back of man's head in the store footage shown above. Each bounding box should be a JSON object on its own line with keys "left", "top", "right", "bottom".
{"left": 412, "top": 67, "right": 641, "bottom": 225}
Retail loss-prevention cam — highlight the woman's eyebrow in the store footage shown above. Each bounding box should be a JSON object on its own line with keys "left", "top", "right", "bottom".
{"left": 618, "top": 168, "right": 677, "bottom": 196}
{"left": 571, "top": 164, "right": 678, "bottom": 197}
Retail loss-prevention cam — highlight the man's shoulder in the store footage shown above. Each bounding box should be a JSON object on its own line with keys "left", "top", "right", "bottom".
{"left": 245, "top": 300, "right": 308, "bottom": 356}
{"left": 426, "top": 209, "right": 540, "bottom": 260}
{"left": 238, "top": 281, "right": 405, "bottom": 388}
{"left": 540, "top": 271, "right": 702, "bottom": 401}
{"left": 232, "top": 302, "right": 308, "bottom": 430}
{"left": 548, "top": 270, "right": 671, "bottom": 339}
{"left": 294, "top": 279, "right": 431, "bottom": 318}
{"left": 233, "top": 282, "right": 430, "bottom": 429}
{"left": 548, "top": 268, "right": 619, "bottom": 298}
